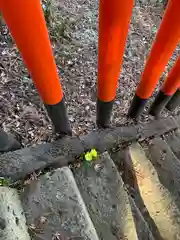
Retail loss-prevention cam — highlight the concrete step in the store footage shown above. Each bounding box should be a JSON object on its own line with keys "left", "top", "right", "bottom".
{"left": 125, "top": 142, "right": 180, "bottom": 240}
{"left": 128, "top": 196, "right": 155, "bottom": 240}
{"left": 72, "top": 152, "right": 138, "bottom": 240}
{"left": 165, "top": 130, "right": 180, "bottom": 159}
{"left": 146, "top": 138, "right": 180, "bottom": 205}
{"left": 111, "top": 149, "right": 156, "bottom": 240}
{"left": 0, "top": 187, "right": 30, "bottom": 240}
{"left": 20, "top": 167, "right": 99, "bottom": 240}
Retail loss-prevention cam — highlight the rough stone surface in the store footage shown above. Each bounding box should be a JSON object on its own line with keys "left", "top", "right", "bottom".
{"left": 135, "top": 116, "right": 178, "bottom": 140}
{"left": 175, "top": 115, "right": 180, "bottom": 128}
{"left": 72, "top": 152, "right": 138, "bottom": 240}
{"left": 146, "top": 138, "right": 180, "bottom": 208}
{"left": 128, "top": 143, "right": 180, "bottom": 240}
{"left": 0, "top": 118, "right": 177, "bottom": 182}
{"left": 165, "top": 130, "right": 180, "bottom": 159}
{"left": 80, "top": 126, "right": 138, "bottom": 152}
{"left": 0, "top": 187, "right": 30, "bottom": 240}
{"left": 0, "top": 136, "right": 84, "bottom": 181}
{"left": 81, "top": 117, "right": 178, "bottom": 152}
{"left": 0, "top": 117, "right": 177, "bottom": 181}
{"left": 110, "top": 149, "right": 155, "bottom": 240}
{"left": 0, "top": 131, "right": 21, "bottom": 153}
{"left": 21, "top": 167, "right": 99, "bottom": 240}
{"left": 129, "top": 196, "right": 155, "bottom": 240}
{"left": 0, "top": 117, "right": 178, "bottom": 239}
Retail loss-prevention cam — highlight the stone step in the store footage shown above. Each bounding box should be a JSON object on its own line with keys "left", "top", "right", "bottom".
{"left": 111, "top": 149, "right": 156, "bottom": 240}
{"left": 165, "top": 130, "right": 180, "bottom": 159}
{"left": 146, "top": 138, "right": 180, "bottom": 205}
{"left": 72, "top": 152, "right": 138, "bottom": 240}
{"left": 128, "top": 196, "right": 155, "bottom": 240}
{"left": 126, "top": 142, "right": 180, "bottom": 240}
{"left": 20, "top": 167, "right": 99, "bottom": 240}
{"left": 0, "top": 187, "right": 30, "bottom": 240}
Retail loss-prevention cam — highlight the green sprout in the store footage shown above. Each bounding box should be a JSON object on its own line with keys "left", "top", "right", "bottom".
{"left": 84, "top": 149, "right": 98, "bottom": 162}
{"left": 90, "top": 149, "right": 98, "bottom": 158}
{"left": 85, "top": 152, "right": 93, "bottom": 161}
{"left": 0, "top": 177, "right": 9, "bottom": 186}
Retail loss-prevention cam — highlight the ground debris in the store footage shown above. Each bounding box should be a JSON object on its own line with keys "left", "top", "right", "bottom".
{"left": 0, "top": 0, "right": 179, "bottom": 146}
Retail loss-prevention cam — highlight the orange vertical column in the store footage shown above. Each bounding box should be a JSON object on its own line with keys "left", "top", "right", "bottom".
{"left": 128, "top": 0, "right": 180, "bottom": 119}
{"left": 0, "top": 0, "right": 71, "bottom": 135}
{"left": 150, "top": 56, "right": 180, "bottom": 116}
{"left": 97, "top": 0, "right": 134, "bottom": 127}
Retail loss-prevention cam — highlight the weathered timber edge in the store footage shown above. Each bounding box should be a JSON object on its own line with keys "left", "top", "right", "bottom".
{"left": 0, "top": 116, "right": 178, "bottom": 182}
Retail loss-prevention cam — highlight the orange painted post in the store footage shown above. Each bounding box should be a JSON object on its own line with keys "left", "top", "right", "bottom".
{"left": 128, "top": 0, "right": 180, "bottom": 119}
{"left": 150, "top": 56, "right": 180, "bottom": 116}
{"left": 97, "top": 0, "right": 134, "bottom": 127}
{"left": 0, "top": 0, "right": 71, "bottom": 135}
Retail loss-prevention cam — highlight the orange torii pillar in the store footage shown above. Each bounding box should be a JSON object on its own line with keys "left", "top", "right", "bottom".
{"left": 128, "top": 0, "right": 180, "bottom": 119}
{"left": 149, "top": 56, "right": 180, "bottom": 116}
{"left": 166, "top": 88, "right": 180, "bottom": 111}
{"left": 0, "top": 0, "right": 71, "bottom": 135}
{"left": 97, "top": 0, "right": 134, "bottom": 127}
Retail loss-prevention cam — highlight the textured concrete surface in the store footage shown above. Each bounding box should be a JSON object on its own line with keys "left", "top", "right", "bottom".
{"left": 175, "top": 115, "right": 180, "bottom": 128}
{"left": 21, "top": 167, "right": 99, "bottom": 240}
{"left": 73, "top": 152, "right": 138, "bottom": 240}
{"left": 128, "top": 143, "right": 180, "bottom": 240}
{"left": 165, "top": 130, "right": 180, "bottom": 159}
{"left": 0, "top": 187, "right": 30, "bottom": 240}
{"left": 0, "top": 117, "right": 179, "bottom": 240}
{"left": 129, "top": 195, "right": 155, "bottom": 240}
{"left": 129, "top": 196, "right": 155, "bottom": 240}
{"left": 108, "top": 149, "right": 155, "bottom": 240}
{"left": 146, "top": 138, "right": 180, "bottom": 208}
{"left": 111, "top": 147, "right": 164, "bottom": 239}
{"left": 0, "top": 131, "right": 21, "bottom": 153}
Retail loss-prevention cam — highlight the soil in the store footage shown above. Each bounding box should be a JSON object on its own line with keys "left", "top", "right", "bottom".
{"left": 0, "top": 0, "right": 179, "bottom": 147}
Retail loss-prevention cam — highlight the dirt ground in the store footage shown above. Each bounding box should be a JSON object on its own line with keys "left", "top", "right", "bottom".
{"left": 0, "top": 0, "right": 179, "bottom": 147}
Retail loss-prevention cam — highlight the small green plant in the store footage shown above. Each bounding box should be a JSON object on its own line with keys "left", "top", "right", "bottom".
{"left": 152, "top": 26, "right": 157, "bottom": 34}
{"left": 77, "top": 149, "right": 99, "bottom": 168}
{"left": 0, "top": 177, "right": 9, "bottom": 186}
{"left": 42, "top": 0, "right": 52, "bottom": 26}
{"left": 84, "top": 152, "right": 92, "bottom": 161}
{"left": 83, "top": 149, "right": 98, "bottom": 168}
{"left": 85, "top": 148, "right": 98, "bottom": 162}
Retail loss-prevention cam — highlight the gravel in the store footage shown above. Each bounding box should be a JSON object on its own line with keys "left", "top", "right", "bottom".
{"left": 0, "top": 0, "right": 179, "bottom": 146}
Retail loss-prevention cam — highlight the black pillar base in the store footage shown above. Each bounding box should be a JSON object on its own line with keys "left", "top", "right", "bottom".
{"left": 45, "top": 98, "right": 72, "bottom": 136}
{"left": 166, "top": 89, "right": 180, "bottom": 111}
{"left": 96, "top": 99, "right": 114, "bottom": 128}
{"left": 149, "top": 91, "right": 171, "bottom": 117}
{"left": 128, "top": 94, "right": 148, "bottom": 119}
